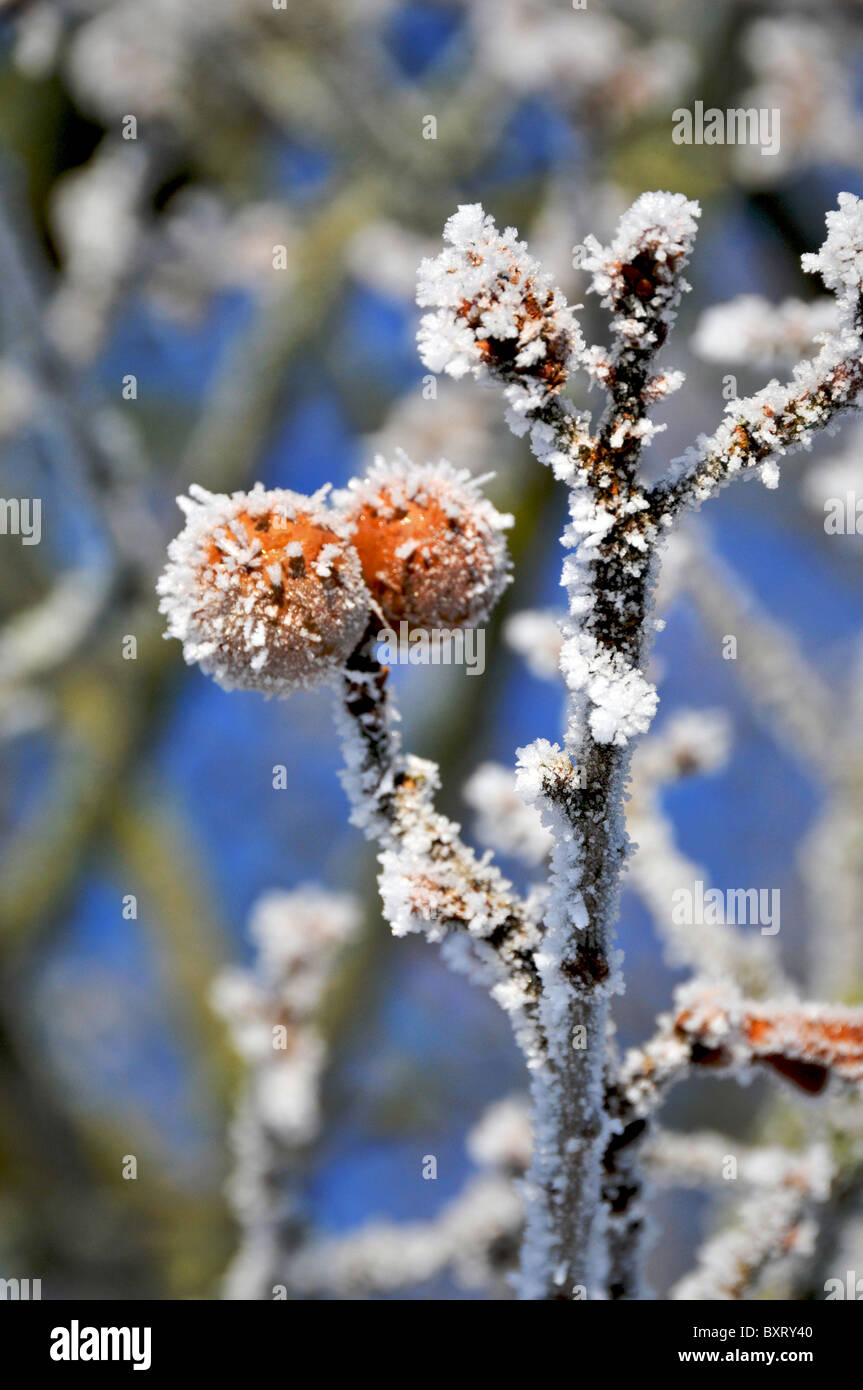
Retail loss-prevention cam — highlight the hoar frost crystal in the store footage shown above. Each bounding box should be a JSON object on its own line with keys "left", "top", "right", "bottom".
{"left": 159, "top": 186, "right": 863, "bottom": 1302}
{"left": 337, "top": 453, "right": 512, "bottom": 629}
{"left": 158, "top": 483, "right": 371, "bottom": 695}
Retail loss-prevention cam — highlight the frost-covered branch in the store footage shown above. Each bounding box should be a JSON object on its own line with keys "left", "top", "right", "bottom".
{"left": 337, "top": 628, "right": 546, "bottom": 1065}
{"left": 285, "top": 1095, "right": 530, "bottom": 1299}
{"left": 622, "top": 983, "right": 863, "bottom": 1113}
{"left": 331, "top": 456, "right": 548, "bottom": 1064}
{"left": 645, "top": 1130, "right": 822, "bottom": 1192}
{"left": 654, "top": 195, "right": 863, "bottom": 510}
{"left": 284, "top": 1174, "right": 521, "bottom": 1299}
{"left": 160, "top": 184, "right": 863, "bottom": 1303}
{"left": 671, "top": 1148, "right": 833, "bottom": 1302}
{"left": 415, "top": 191, "right": 703, "bottom": 1299}
{"left": 212, "top": 888, "right": 361, "bottom": 1300}
{"left": 603, "top": 981, "right": 862, "bottom": 1301}
{"left": 692, "top": 294, "right": 838, "bottom": 371}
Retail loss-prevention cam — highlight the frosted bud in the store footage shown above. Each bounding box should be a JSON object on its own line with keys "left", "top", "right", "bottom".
{"left": 158, "top": 483, "right": 371, "bottom": 694}
{"left": 336, "top": 454, "right": 512, "bottom": 630}
{"left": 416, "top": 203, "right": 583, "bottom": 412}
{"left": 802, "top": 193, "right": 863, "bottom": 303}
{"left": 575, "top": 191, "right": 700, "bottom": 349}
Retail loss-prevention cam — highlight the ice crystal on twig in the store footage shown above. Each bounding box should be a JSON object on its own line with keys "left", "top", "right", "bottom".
{"left": 657, "top": 195, "right": 863, "bottom": 508}
{"left": 575, "top": 190, "right": 699, "bottom": 358}
{"left": 417, "top": 203, "right": 584, "bottom": 432}
{"left": 671, "top": 1148, "right": 833, "bottom": 1301}
{"left": 176, "top": 183, "right": 863, "bottom": 1303}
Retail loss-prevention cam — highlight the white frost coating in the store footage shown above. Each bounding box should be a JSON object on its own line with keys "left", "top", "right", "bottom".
{"left": 466, "top": 1094, "right": 532, "bottom": 1174}
{"left": 416, "top": 202, "right": 584, "bottom": 428}
{"left": 671, "top": 1146, "right": 833, "bottom": 1301}
{"left": 514, "top": 738, "right": 571, "bottom": 806}
{"left": 285, "top": 1173, "right": 523, "bottom": 1297}
{"left": 158, "top": 482, "right": 371, "bottom": 695}
{"left": 373, "top": 755, "right": 539, "bottom": 984}
{"left": 575, "top": 190, "right": 700, "bottom": 348}
{"left": 213, "top": 885, "right": 361, "bottom": 1144}
{"left": 561, "top": 633, "right": 658, "bottom": 747}
{"left": 334, "top": 671, "right": 547, "bottom": 1067}
{"left": 334, "top": 450, "right": 513, "bottom": 629}
{"left": 526, "top": 408, "right": 594, "bottom": 483}
{"left": 555, "top": 478, "right": 660, "bottom": 759}
{"left": 514, "top": 737, "right": 617, "bottom": 1300}
{"left": 691, "top": 294, "right": 838, "bottom": 369}
{"left": 215, "top": 885, "right": 361, "bottom": 1301}
{"left": 801, "top": 193, "right": 863, "bottom": 303}
{"left": 463, "top": 762, "right": 552, "bottom": 865}
{"left": 504, "top": 608, "right": 565, "bottom": 681}
{"left": 665, "top": 196, "right": 863, "bottom": 508}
